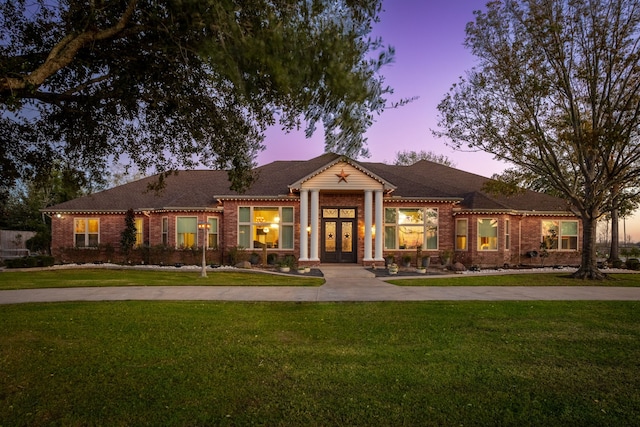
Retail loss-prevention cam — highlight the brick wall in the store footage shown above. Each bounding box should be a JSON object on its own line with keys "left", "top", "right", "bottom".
{"left": 49, "top": 200, "right": 582, "bottom": 268}
{"left": 452, "top": 214, "right": 582, "bottom": 268}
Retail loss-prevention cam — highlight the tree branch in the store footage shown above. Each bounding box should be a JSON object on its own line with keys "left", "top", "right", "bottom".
{"left": 0, "top": 0, "right": 138, "bottom": 94}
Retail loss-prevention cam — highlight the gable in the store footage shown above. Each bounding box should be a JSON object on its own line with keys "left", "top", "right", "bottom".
{"left": 289, "top": 158, "right": 396, "bottom": 192}
{"left": 302, "top": 162, "right": 383, "bottom": 191}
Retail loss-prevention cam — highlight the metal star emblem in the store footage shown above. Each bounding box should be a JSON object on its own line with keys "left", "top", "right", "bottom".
{"left": 336, "top": 168, "right": 350, "bottom": 183}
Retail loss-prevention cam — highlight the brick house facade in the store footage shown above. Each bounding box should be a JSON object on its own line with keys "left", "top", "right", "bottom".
{"left": 44, "top": 153, "right": 582, "bottom": 268}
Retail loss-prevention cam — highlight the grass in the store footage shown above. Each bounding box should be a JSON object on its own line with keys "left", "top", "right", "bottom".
{"left": 2, "top": 269, "right": 640, "bottom": 291}
{"left": 1, "top": 301, "right": 639, "bottom": 426}
{"left": 389, "top": 272, "right": 640, "bottom": 287}
{"left": 0, "top": 268, "right": 324, "bottom": 290}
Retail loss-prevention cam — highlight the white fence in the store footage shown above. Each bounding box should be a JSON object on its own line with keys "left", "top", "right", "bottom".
{"left": 0, "top": 230, "right": 36, "bottom": 259}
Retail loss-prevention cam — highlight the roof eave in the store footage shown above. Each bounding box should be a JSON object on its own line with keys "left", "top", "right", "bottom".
{"left": 453, "top": 209, "right": 577, "bottom": 216}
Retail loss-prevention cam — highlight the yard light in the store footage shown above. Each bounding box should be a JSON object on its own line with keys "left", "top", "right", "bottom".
{"left": 198, "top": 221, "right": 211, "bottom": 277}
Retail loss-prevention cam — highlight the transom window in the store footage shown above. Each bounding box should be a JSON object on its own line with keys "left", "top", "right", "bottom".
{"left": 542, "top": 220, "right": 578, "bottom": 250}
{"left": 74, "top": 218, "right": 99, "bottom": 248}
{"left": 238, "top": 207, "right": 294, "bottom": 250}
{"left": 478, "top": 219, "right": 498, "bottom": 251}
{"left": 384, "top": 208, "right": 438, "bottom": 250}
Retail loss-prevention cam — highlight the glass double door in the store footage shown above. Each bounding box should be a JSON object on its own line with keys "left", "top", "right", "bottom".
{"left": 321, "top": 208, "right": 356, "bottom": 263}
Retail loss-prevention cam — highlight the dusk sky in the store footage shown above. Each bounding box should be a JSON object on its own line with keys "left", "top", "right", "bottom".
{"left": 257, "top": 0, "right": 501, "bottom": 174}
{"left": 257, "top": 0, "right": 639, "bottom": 242}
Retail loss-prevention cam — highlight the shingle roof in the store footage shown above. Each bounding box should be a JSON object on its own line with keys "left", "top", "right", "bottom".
{"left": 44, "top": 153, "right": 571, "bottom": 213}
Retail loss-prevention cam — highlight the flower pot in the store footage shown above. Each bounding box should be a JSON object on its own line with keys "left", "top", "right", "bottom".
{"left": 416, "top": 267, "right": 427, "bottom": 274}
{"left": 279, "top": 267, "right": 290, "bottom": 273}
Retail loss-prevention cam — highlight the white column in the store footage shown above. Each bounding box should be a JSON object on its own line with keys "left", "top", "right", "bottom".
{"left": 309, "top": 189, "right": 320, "bottom": 261}
{"left": 364, "top": 190, "right": 373, "bottom": 261}
{"left": 299, "top": 189, "right": 309, "bottom": 261}
{"left": 374, "top": 189, "right": 384, "bottom": 261}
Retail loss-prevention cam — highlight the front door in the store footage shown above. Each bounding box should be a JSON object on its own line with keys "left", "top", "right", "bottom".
{"left": 321, "top": 208, "right": 357, "bottom": 263}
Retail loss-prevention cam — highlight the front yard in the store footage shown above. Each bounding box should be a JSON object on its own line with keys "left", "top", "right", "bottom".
{"left": 1, "top": 301, "right": 639, "bottom": 426}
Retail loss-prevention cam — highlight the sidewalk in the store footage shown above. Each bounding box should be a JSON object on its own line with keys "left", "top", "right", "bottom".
{"left": 1, "top": 265, "right": 640, "bottom": 304}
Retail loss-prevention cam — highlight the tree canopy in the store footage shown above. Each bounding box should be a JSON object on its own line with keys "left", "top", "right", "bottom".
{"left": 436, "top": 0, "right": 640, "bottom": 279}
{"left": 392, "top": 150, "right": 456, "bottom": 167}
{"left": 1, "top": 0, "right": 398, "bottom": 192}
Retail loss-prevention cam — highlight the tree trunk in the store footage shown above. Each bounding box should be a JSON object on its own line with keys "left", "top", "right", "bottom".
{"left": 572, "top": 215, "right": 607, "bottom": 280}
{"left": 609, "top": 207, "right": 621, "bottom": 266}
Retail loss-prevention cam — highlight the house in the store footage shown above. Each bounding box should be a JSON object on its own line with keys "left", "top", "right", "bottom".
{"left": 43, "top": 153, "right": 582, "bottom": 268}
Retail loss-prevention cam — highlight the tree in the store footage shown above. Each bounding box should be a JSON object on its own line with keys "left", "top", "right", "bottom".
{"left": 0, "top": 0, "right": 400, "bottom": 193}
{"left": 392, "top": 150, "right": 456, "bottom": 167}
{"left": 120, "top": 208, "right": 137, "bottom": 261}
{"left": 436, "top": 0, "right": 640, "bottom": 279}
{"left": 0, "top": 164, "right": 90, "bottom": 253}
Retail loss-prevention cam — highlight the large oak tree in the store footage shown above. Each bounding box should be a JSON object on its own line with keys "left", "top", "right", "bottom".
{"left": 1, "top": 0, "right": 398, "bottom": 192}
{"left": 436, "top": 0, "right": 640, "bottom": 279}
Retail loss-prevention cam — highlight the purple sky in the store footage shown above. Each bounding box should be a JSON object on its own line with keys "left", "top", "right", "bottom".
{"left": 257, "top": 0, "right": 503, "bottom": 176}
{"left": 256, "top": 0, "right": 640, "bottom": 242}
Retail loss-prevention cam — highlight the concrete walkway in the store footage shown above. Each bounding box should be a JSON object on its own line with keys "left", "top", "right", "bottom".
{"left": 1, "top": 265, "right": 640, "bottom": 304}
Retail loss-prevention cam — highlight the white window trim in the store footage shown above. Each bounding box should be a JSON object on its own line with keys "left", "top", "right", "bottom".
{"left": 384, "top": 207, "right": 439, "bottom": 251}
{"left": 175, "top": 216, "right": 198, "bottom": 249}
{"left": 542, "top": 220, "right": 579, "bottom": 251}
{"left": 455, "top": 218, "right": 468, "bottom": 251}
{"left": 505, "top": 219, "right": 510, "bottom": 251}
{"left": 74, "top": 218, "right": 100, "bottom": 248}
{"left": 237, "top": 207, "right": 295, "bottom": 250}
{"left": 206, "top": 216, "right": 219, "bottom": 250}
{"left": 477, "top": 218, "right": 499, "bottom": 251}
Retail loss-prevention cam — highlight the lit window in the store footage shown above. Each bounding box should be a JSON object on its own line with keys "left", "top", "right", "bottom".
{"left": 384, "top": 208, "right": 438, "bottom": 250}
{"left": 455, "top": 219, "right": 468, "bottom": 250}
{"left": 135, "top": 218, "right": 144, "bottom": 246}
{"left": 478, "top": 219, "right": 498, "bottom": 251}
{"left": 542, "top": 220, "right": 578, "bottom": 250}
{"left": 74, "top": 218, "right": 99, "bottom": 248}
{"left": 238, "top": 207, "right": 294, "bottom": 249}
{"left": 176, "top": 217, "right": 197, "bottom": 248}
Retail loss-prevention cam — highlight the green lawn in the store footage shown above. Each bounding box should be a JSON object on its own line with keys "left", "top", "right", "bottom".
{"left": 0, "top": 268, "right": 324, "bottom": 290}
{"left": 389, "top": 272, "right": 640, "bottom": 287}
{"left": 2, "top": 269, "right": 640, "bottom": 291}
{"left": 1, "top": 301, "right": 639, "bottom": 426}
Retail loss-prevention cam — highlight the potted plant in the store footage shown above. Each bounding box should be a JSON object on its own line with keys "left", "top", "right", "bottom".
{"left": 388, "top": 263, "right": 399, "bottom": 274}
{"left": 278, "top": 254, "right": 296, "bottom": 272}
{"left": 421, "top": 256, "right": 431, "bottom": 268}
{"left": 402, "top": 255, "right": 412, "bottom": 267}
{"left": 385, "top": 254, "right": 395, "bottom": 267}
{"left": 440, "top": 249, "right": 452, "bottom": 266}
{"left": 416, "top": 266, "right": 427, "bottom": 274}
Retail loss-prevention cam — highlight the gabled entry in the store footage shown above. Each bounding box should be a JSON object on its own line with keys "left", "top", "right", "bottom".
{"left": 292, "top": 158, "right": 396, "bottom": 263}
{"left": 321, "top": 207, "right": 357, "bottom": 263}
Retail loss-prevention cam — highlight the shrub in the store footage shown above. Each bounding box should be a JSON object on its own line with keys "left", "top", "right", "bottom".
{"left": 267, "top": 253, "right": 278, "bottom": 265}
{"left": 5, "top": 255, "right": 55, "bottom": 268}
{"left": 227, "top": 246, "right": 247, "bottom": 265}
{"left": 625, "top": 258, "right": 640, "bottom": 270}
